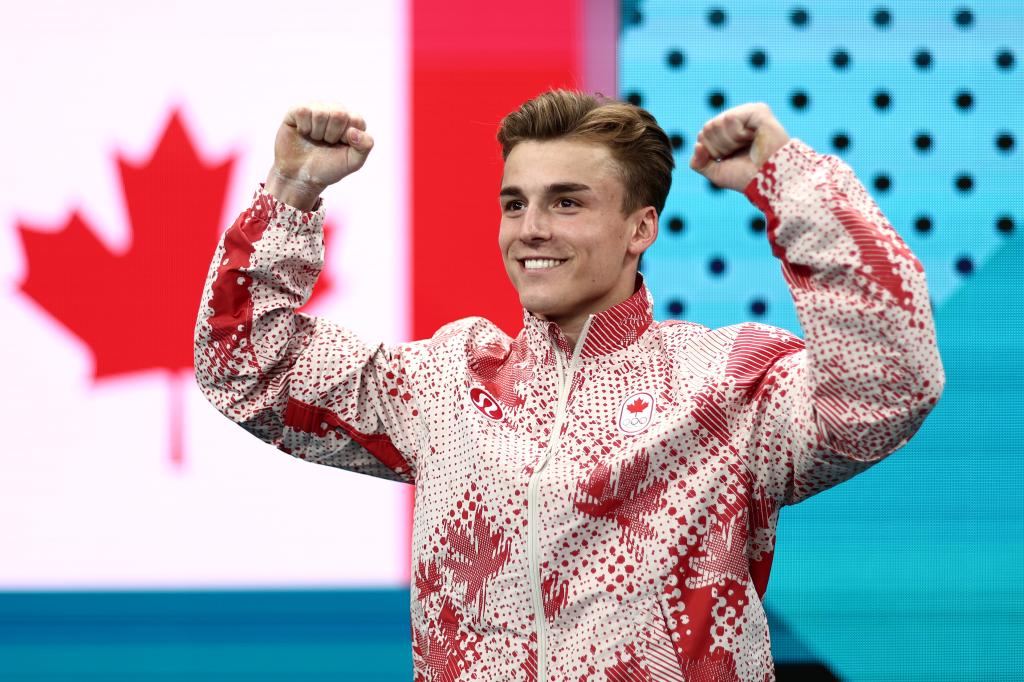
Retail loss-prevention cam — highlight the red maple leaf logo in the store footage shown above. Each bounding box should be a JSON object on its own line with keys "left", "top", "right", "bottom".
{"left": 16, "top": 110, "right": 336, "bottom": 466}
{"left": 626, "top": 397, "right": 649, "bottom": 414}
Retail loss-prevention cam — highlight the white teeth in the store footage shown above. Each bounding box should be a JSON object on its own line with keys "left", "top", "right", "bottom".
{"left": 523, "top": 258, "right": 566, "bottom": 270}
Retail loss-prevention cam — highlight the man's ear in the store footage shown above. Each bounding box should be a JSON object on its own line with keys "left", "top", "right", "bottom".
{"left": 627, "top": 206, "right": 659, "bottom": 257}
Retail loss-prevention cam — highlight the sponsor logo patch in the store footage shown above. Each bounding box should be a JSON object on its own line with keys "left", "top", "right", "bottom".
{"left": 470, "top": 386, "right": 503, "bottom": 421}
{"left": 618, "top": 391, "right": 655, "bottom": 435}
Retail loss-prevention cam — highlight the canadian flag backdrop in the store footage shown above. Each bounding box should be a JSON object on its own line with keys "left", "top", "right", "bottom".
{"left": 0, "top": 0, "right": 609, "bottom": 588}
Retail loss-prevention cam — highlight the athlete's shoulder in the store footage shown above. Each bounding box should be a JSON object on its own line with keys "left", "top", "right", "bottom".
{"left": 394, "top": 316, "right": 512, "bottom": 362}
{"left": 646, "top": 319, "right": 803, "bottom": 373}
{"left": 648, "top": 318, "right": 710, "bottom": 350}
{"left": 430, "top": 316, "right": 511, "bottom": 346}
{"left": 702, "top": 321, "right": 802, "bottom": 347}
{"left": 652, "top": 318, "right": 711, "bottom": 336}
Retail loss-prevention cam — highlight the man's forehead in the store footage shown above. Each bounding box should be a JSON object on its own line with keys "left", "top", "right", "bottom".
{"left": 501, "top": 139, "right": 620, "bottom": 190}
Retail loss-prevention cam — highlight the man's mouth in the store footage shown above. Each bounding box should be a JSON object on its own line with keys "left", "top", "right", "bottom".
{"left": 520, "top": 258, "right": 568, "bottom": 271}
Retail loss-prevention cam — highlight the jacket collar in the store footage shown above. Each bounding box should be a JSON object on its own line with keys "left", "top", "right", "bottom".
{"left": 522, "top": 275, "right": 654, "bottom": 360}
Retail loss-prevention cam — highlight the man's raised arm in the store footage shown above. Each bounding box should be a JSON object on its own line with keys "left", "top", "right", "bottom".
{"left": 689, "top": 103, "right": 945, "bottom": 507}
{"left": 193, "top": 104, "right": 423, "bottom": 483}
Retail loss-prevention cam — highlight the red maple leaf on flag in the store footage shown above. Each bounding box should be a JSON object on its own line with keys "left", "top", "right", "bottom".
{"left": 16, "top": 109, "right": 336, "bottom": 466}
{"left": 626, "top": 397, "right": 649, "bottom": 414}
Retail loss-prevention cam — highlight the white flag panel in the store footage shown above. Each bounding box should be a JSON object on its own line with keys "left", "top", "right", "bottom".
{"left": 0, "top": 0, "right": 411, "bottom": 588}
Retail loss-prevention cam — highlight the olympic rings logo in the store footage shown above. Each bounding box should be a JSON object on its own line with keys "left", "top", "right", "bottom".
{"left": 618, "top": 391, "right": 655, "bottom": 435}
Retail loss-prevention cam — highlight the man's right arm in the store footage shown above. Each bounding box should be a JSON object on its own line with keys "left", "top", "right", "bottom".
{"left": 192, "top": 104, "right": 423, "bottom": 483}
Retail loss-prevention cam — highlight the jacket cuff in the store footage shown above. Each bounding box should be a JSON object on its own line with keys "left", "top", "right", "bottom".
{"left": 249, "top": 183, "right": 327, "bottom": 234}
{"left": 742, "top": 138, "right": 818, "bottom": 212}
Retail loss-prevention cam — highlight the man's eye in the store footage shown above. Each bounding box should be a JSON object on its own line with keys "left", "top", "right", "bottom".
{"left": 505, "top": 200, "right": 525, "bottom": 211}
{"left": 557, "top": 198, "right": 579, "bottom": 208}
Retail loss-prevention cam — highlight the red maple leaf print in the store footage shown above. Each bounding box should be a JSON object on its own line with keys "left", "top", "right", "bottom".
{"left": 442, "top": 507, "right": 512, "bottom": 620}
{"left": 626, "top": 397, "right": 649, "bottom": 414}
{"left": 15, "top": 110, "right": 334, "bottom": 466}
{"left": 541, "top": 570, "right": 569, "bottom": 622}
{"left": 690, "top": 513, "right": 749, "bottom": 586}
{"left": 412, "top": 596, "right": 480, "bottom": 681}
{"left": 415, "top": 558, "right": 444, "bottom": 602}
{"left": 573, "top": 449, "right": 667, "bottom": 561}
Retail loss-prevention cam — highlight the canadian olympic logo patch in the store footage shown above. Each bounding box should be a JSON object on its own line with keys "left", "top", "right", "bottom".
{"left": 618, "top": 391, "right": 655, "bottom": 435}
{"left": 469, "top": 386, "right": 503, "bottom": 421}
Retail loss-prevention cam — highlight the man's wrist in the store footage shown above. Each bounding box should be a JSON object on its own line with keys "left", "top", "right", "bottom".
{"left": 264, "top": 169, "right": 324, "bottom": 212}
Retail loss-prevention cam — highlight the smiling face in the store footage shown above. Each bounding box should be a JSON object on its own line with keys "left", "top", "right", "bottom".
{"left": 498, "top": 139, "right": 657, "bottom": 339}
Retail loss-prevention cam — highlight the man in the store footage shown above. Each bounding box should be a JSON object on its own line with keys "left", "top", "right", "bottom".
{"left": 194, "top": 90, "right": 944, "bottom": 681}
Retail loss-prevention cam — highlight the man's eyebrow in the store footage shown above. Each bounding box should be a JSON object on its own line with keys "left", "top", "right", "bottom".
{"left": 547, "top": 182, "right": 592, "bottom": 195}
{"left": 499, "top": 182, "right": 593, "bottom": 198}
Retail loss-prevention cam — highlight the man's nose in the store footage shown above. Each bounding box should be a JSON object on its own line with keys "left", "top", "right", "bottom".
{"left": 521, "top": 206, "right": 551, "bottom": 240}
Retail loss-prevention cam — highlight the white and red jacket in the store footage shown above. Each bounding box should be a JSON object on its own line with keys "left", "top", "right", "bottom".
{"left": 194, "top": 138, "right": 944, "bottom": 681}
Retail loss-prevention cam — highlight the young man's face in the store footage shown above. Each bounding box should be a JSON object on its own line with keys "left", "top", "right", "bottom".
{"left": 498, "top": 139, "right": 656, "bottom": 335}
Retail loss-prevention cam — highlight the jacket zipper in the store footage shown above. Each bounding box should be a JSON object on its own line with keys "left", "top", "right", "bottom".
{"left": 526, "top": 317, "right": 593, "bottom": 682}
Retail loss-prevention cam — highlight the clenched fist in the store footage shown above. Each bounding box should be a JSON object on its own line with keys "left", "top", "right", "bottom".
{"left": 689, "top": 103, "right": 790, "bottom": 192}
{"left": 265, "top": 103, "right": 375, "bottom": 211}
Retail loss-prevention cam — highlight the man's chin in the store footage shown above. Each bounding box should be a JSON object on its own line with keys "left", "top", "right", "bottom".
{"left": 518, "top": 292, "right": 565, "bottom": 321}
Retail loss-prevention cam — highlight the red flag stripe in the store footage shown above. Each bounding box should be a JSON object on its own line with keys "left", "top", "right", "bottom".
{"left": 408, "top": 0, "right": 613, "bottom": 581}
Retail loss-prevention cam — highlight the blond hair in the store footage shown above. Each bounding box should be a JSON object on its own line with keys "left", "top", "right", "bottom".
{"left": 497, "top": 89, "right": 675, "bottom": 216}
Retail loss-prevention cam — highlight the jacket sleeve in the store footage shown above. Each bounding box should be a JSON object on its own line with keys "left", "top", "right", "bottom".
{"left": 193, "top": 185, "right": 424, "bottom": 484}
{"left": 735, "top": 138, "right": 945, "bottom": 507}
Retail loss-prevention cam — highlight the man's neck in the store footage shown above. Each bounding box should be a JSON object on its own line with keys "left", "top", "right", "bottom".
{"left": 559, "top": 318, "right": 586, "bottom": 352}
{"left": 530, "top": 273, "right": 645, "bottom": 353}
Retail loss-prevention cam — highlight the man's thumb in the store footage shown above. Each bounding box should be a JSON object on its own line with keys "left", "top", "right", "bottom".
{"left": 348, "top": 127, "right": 374, "bottom": 155}
{"left": 689, "top": 142, "right": 717, "bottom": 175}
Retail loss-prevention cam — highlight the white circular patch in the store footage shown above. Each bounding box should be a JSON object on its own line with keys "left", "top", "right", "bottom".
{"left": 617, "top": 391, "right": 655, "bottom": 435}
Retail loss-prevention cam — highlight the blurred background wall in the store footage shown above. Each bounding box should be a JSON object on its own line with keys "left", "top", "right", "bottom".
{"left": 0, "top": 1, "right": 1019, "bottom": 679}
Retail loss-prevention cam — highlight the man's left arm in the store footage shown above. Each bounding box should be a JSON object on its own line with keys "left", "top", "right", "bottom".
{"left": 692, "top": 104, "right": 945, "bottom": 506}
